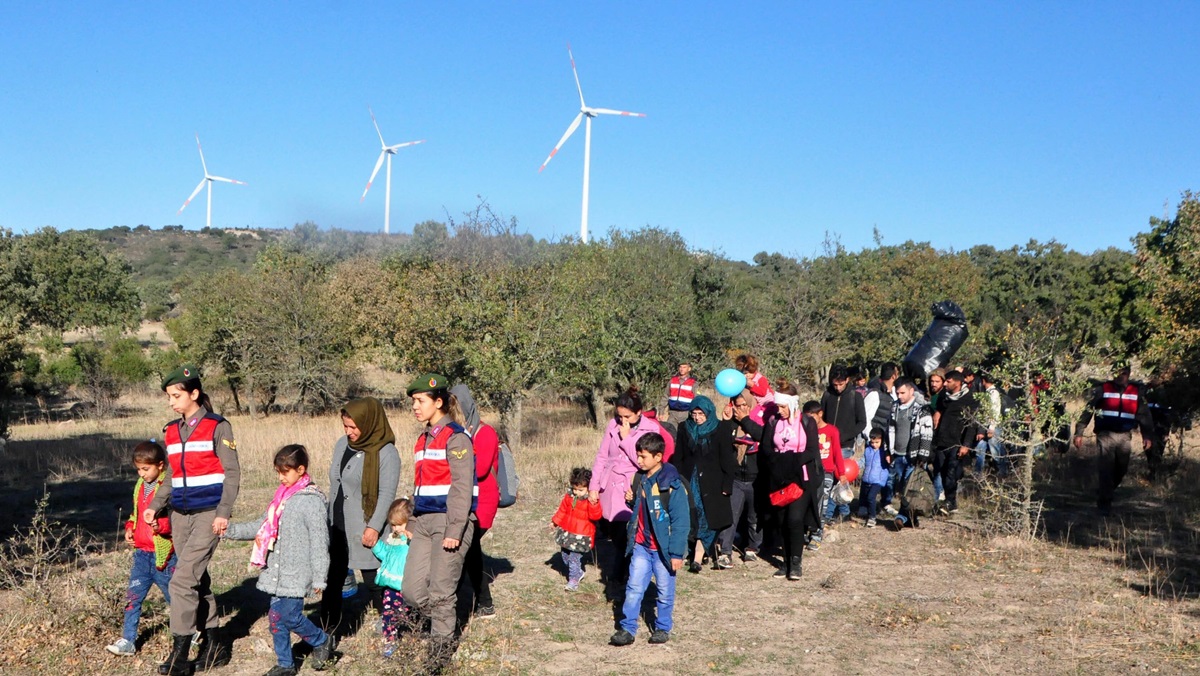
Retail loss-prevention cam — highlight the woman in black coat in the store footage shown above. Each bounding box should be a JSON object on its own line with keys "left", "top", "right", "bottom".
{"left": 671, "top": 395, "right": 736, "bottom": 573}
{"left": 756, "top": 390, "right": 822, "bottom": 581}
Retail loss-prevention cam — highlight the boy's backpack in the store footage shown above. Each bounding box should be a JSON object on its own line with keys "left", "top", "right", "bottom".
{"left": 494, "top": 441, "right": 520, "bottom": 508}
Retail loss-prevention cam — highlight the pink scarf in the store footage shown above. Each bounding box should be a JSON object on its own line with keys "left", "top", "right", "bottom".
{"left": 772, "top": 413, "right": 805, "bottom": 454}
{"left": 251, "top": 474, "right": 311, "bottom": 569}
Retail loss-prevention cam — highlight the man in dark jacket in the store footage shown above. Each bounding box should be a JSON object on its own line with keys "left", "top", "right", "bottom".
{"left": 931, "top": 370, "right": 981, "bottom": 514}
{"left": 821, "top": 365, "right": 866, "bottom": 456}
{"left": 1073, "top": 365, "right": 1154, "bottom": 513}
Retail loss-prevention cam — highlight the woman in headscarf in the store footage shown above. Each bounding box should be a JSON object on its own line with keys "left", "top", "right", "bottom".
{"left": 321, "top": 396, "right": 401, "bottom": 632}
{"left": 759, "top": 382, "right": 822, "bottom": 581}
{"left": 451, "top": 384, "right": 500, "bottom": 619}
{"left": 671, "top": 395, "right": 736, "bottom": 573}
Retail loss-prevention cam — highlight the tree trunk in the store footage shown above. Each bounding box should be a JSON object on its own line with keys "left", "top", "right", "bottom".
{"left": 246, "top": 372, "right": 258, "bottom": 420}
{"left": 228, "top": 377, "right": 243, "bottom": 415}
{"left": 500, "top": 397, "right": 524, "bottom": 450}
{"left": 587, "top": 387, "right": 606, "bottom": 430}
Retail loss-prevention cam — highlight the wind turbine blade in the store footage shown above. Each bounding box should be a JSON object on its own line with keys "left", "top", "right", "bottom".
{"left": 567, "top": 43, "right": 585, "bottom": 109}
{"left": 178, "top": 178, "right": 207, "bottom": 214}
{"left": 360, "top": 150, "right": 387, "bottom": 202}
{"left": 387, "top": 140, "right": 427, "bottom": 151}
{"left": 369, "top": 106, "right": 386, "bottom": 147}
{"left": 539, "top": 112, "right": 584, "bottom": 172}
{"left": 208, "top": 176, "right": 246, "bottom": 185}
{"left": 590, "top": 108, "right": 646, "bottom": 117}
{"left": 195, "top": 134, "right": 208, "bottom": 176}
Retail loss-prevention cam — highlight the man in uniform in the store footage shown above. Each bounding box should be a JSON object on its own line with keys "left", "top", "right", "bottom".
{"left": 1073, "top": 365, "right": 1154, "bottom": 513}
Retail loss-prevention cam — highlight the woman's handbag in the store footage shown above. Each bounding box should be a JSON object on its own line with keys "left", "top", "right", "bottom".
{"left": 554, "top": 527, "right": 592, "bottom": 554}
{"left": 768, "top": 482, "right": 803, "bottom": 507}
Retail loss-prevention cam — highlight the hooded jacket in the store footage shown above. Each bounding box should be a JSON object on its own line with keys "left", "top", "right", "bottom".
{"left": 821, "top": 385, "right": 867, "bottom": 448}
{"left": 625, "top": 462, "right": 690, "bottom": 569}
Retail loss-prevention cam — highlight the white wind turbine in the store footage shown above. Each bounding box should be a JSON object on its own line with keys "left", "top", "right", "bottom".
{"left": 359, "top": 107, "right": 425, "bottom": 235}
{"left": 177, "top": 134, "right": 246, "bottom": 229}
{"left": 539, "top": 44, "right": 645, "bottom": 244}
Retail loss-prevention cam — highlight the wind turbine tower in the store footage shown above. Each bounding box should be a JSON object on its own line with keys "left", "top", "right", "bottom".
{"left": 539, "top": 44, "right": 645, "bottom": 244}
{"left": 360, "top": 107, "right": 425, "bottom": 235}
{"left": 177, "top": 135, "right": 246, "bottom": 229}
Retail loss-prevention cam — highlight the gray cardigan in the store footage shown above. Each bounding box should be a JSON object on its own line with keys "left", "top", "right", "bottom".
{"left": 226, "top": 485, "right": 330, "bottom": 598}
{"left": 328, "top": 436, "right": 401, "bottom": 570}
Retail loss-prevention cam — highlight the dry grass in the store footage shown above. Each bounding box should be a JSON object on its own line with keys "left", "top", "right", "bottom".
{"left": 2, "top": 393, "right": 1200, "bottom": 674}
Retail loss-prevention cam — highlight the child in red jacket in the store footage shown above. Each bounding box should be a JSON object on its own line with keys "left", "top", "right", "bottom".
{"left": 551, "top": 467, "right": 603, "bottom": 591}
{"left": 107, "top": 441, "right": 175, "bottom": 657}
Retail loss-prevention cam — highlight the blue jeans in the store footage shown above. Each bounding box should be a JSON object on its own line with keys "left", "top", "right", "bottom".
{"left": 974, "top": 431, "right": 1010, "bottom": 476}
{"left": 268, "top": 596, "right": 328, "bottom": 668}
{"left": 858, "top": 483, "right": 884, "bottom": 519}
{"left": 620, "top": 543, "right": 675, "bottom": 635}
{"left": 122, "top": 549, "right": 175, "bottom": 642}
{"left": 881, "top": 455, "right": 915, "bottom": 506}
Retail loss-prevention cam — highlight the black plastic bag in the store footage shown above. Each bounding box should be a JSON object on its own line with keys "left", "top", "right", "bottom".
{"left": 902, "top": 301, "right": 969, "bottom": 378}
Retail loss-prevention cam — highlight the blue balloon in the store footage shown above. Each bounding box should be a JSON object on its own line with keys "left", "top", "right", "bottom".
{"left": 714, "top": 368, "right": 748, "bottom": 398}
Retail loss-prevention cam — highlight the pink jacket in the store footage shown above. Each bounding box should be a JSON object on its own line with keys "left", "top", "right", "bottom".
{"left": 589, "top": 415, "right": 664, "bottom": 522}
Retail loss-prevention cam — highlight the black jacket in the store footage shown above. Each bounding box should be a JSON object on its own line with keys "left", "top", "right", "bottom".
{"left": 821, "top": 386, "right": 866, "bottom": 448}
{"left": 933, "top": 389, "right": 980, "bottom": 450}
{"left": 756, "top": 415, "right": 823, "bottom": 493}
{"left": 671, "top": 420, "right": 737, "bottom": 532}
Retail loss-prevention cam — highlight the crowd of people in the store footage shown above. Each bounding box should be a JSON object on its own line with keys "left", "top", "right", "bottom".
{"left": 105, "top": 355, "right": 1163, "bottom": 671}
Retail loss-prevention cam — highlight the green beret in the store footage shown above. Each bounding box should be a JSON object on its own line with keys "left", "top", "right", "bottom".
{"left": 162, "top": 364, "right": 201, "bottom": 390}
{"left": 406, "top": 373, "right": 450, "bottom": 397}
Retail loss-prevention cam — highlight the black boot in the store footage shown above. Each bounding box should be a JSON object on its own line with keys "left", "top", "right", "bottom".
{"left": 193, "top": 628, "right": 231, "bottom": 672}
{"left": 160, "top": 634, "right": 194, "bottom": 676}
{"left": 787, "top": 556, "right": 802, "bottom": 581}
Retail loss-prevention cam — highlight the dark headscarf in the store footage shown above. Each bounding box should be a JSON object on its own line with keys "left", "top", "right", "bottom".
{"left": 450, "top": 384, "right": 481, "bottom": 433}
{"left": 341, "top": 397, "right": 396, "bottom": 520}
{"left": 683, "top": 395, "right": 719, "bottom": 442}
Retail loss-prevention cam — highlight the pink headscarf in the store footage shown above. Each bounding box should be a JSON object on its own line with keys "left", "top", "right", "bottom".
{"left": 251, "top": 474, "right": 312, "bottom": 569}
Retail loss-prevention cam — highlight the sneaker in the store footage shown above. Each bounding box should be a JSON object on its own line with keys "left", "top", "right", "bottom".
{"left": 264, "top": 667, "right": 298, "bottom": 676}
{"left": 716, "top": 554, "right": 733, "bottom": 569}
{"left": 609, "top": 630, "right": 635, "bottom": 647}
{"left": 383, "top": 642, "right": 397, "bottom": 659}
{"left": 310, "top": 636, "right": 332, "bottom": 670}
{"left": 805, "top": 540, "right": 821, "bottom": 552}
{"left": 474, "top": 604, "right": 496, "bottom": 619}
{"left": 773, "top": 566, "right": 787, "bottom": 579}
{"left": 937, "top": 491, "right": 946, "bottom": 502}
{"left": 866, "top": 518, "right": 876, "bottom": 528}
{"left": 947, "top": 503, "right": 958, "bottom": 515}
{"left": 105, "top": 638, "right": 136, "bottom": 656}
{"left": 687, "top": 561, "right": 702, "bottom": 574}
{"left": 648, "top": 629, "right": 670, "bottom": 644}
{"left": 565, "top": 579, "right": 580, "bottom": 592}
{"left": 743, "top": 550, "right": 759, "bottom": 562}
{"left": 884, "top": 505, "right": 898, "bottom": 517}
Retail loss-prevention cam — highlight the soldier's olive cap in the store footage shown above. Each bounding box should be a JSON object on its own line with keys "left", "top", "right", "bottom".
{"left": 406, "top": 373, "right": 450, "bottom": 396}
{"left": 162, "top": 364, "right": 201, "bottom": 390}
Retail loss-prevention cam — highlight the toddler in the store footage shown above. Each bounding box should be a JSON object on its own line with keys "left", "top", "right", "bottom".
{"left": 372, "top": 498, "right": 413, "bottom": 657}
{"left": 859, "top": 428, "right": 891, "bottom": 528}
{"left": 551, "top": 468, "right": 603, "bottom": 591}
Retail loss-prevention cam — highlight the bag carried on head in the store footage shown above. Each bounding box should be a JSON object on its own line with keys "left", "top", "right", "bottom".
{"left": 495, "top": 441, "right": 520, "bottom": 508}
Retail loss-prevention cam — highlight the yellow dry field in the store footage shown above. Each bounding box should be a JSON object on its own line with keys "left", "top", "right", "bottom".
{"left": 1, "top": 388, "right": 1199, "bottom": 675}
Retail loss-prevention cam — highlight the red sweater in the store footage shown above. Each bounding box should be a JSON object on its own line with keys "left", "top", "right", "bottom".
{"left": 551, "top": 493, "right": 603, "bottom": 546}
{"left": 472, "top": 424, "right": 501, "bottom": 530}
{"left": 817, "top": 422, "right": 847, "bottom": 478}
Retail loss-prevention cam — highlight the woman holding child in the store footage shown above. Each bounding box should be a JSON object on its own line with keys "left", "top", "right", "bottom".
{"left": 589, "top": 387, "right": 664, "bottom": 583}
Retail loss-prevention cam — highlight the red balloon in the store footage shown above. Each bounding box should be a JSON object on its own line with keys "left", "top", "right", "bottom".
{"left": 841, "top": 459, "right": 860, "bottom": 483}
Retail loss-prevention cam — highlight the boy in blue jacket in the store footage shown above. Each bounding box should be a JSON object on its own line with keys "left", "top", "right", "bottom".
{"left": 610, "top": 432, "right": 690, "bottom": 647}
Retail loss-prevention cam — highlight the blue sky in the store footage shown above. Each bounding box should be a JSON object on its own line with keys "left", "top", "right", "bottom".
{"left": 2, "top": 2, "right": 1197, "bottom": 261}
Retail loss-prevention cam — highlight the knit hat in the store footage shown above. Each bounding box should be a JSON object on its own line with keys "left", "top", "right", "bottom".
{"left": 406, "top": 373, "right": 450, "bottom": 396}
{"left": 161, "top": 364, "right": 201, "bottom": 390}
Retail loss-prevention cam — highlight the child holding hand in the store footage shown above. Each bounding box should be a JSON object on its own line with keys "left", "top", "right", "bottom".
{"left": 372, "top": 498, "right": 413, "bottom": 657}
{"left": 551, "top": 468, "right": 603, "bottom": 591}
{"left": 225, "top": 445, "right": 331, "bottom": 676}
{"left": 106, "top": 441, "right": 176, "bottom": 657}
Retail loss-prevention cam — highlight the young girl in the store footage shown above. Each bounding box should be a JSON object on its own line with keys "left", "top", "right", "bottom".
{"left": 144, "top": 365, "right": 240, "bottom": 675}
{"left": 226, "top": 445, "right": 331, "bottom": 676}
{"left": 106, "top": 441, "right": 175, "bottom": 657}
{"left": 551, "top": 468, "right": 603, "bottom": 591}
{"left": 859, "top": 428, "right": 891, "bottom": 528}
{"left": 403, "top": 373, "right": 476, "bottom": 665}
{"left": 372, "top": 498, "right": 413, "bottom": 657}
